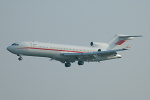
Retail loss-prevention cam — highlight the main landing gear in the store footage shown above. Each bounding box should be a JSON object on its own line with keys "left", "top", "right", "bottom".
{"left": 64, "top": 61, "right": 84, "bottom": 67}
{"left": 78, "top": 61, "right": 84, "bottom": 65}
{"left": 65, "top": 62, "right": 71, "bottom": 67}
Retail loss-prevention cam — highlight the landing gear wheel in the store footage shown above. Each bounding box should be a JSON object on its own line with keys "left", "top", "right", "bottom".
{"left": 65, "top": 62, "right": 71, "bottom": 67}
{"left": 78, "top": 61, "right": 84, "bottom": 65}
{"left": 18, "top": 57, "right": 23, "bottom": 61}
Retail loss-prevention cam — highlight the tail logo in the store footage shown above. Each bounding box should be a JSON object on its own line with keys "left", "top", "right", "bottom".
{"left": 115, "top": 40, "right": 126, "bottom": 45}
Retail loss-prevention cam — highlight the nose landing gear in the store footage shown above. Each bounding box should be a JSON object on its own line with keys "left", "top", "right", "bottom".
{"left": 17, "top": 55, "right": 23, "bottom": 61}
{"left": 18, "top": 57, "right": 23, "bottom": 61}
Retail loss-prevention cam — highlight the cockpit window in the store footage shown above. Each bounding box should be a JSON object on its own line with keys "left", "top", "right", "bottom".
{"left": 12, "top": 43, "right": 19, "bottom": 46}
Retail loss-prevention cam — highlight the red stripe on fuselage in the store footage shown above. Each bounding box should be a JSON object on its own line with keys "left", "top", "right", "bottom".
{"left": 18, "top": 47, "right": 84, "bottom": 53}
{"left": 115, "top": 40, "right": 126, "bottom": 45}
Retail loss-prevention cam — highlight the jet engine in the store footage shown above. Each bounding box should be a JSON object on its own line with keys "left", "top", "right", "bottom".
{"left": 90, "top": 42, "right": 109, "bottom": 50}
{"left": 90, "top": 42, "right": 103, "bottom": 47}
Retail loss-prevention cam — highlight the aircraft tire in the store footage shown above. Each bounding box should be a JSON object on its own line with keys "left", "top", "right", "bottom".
{"left": 18, "top": 57, "right": 23, "bottom": 61}
{"left": 65, "top": 62, "right": 71, "bottom": 67}
{"left": 78, "top": 61, "right": 84, "bottom": 65}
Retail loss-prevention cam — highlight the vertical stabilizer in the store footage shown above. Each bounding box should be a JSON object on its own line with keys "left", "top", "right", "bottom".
{"left": 107, "top": 34, "right": 142, "bottom": 50}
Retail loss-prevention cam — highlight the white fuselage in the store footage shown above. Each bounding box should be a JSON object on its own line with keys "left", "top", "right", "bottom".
{"left": 7, "top": 34, "right": 142, "bottom": 67}
{"left": 7, "top": 41, "right": 121, "bottom": 63}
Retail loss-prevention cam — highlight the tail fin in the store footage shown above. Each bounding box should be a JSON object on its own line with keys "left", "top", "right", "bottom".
{"left": 107, "top": 34, "right": 142, "bottom": 50}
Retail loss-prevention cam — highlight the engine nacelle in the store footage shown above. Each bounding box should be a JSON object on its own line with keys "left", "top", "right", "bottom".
{"left": 90, "top": 42, "right": 109, "bottom": 49}
{"left": 90, "top": 42, "right": 103, "bottom": 47}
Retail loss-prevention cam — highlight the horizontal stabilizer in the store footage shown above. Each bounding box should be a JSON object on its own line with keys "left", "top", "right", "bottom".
{"left": 119, "top": 35, "right": 143, "bottom": 40}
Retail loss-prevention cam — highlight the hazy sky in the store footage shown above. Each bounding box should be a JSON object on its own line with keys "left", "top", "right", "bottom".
{"left": 0, "top": 0, "right": 150, "bottom": 100}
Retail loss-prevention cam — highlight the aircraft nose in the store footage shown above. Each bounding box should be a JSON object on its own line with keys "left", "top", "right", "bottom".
{"left": 7, "top": 46, "right": 12, "bottom": 52}
{"left": 7, "top": 46, "right": 10, "bottom": 51}
{"left": 7, "top": 45, "right": 18, "bottom": 54}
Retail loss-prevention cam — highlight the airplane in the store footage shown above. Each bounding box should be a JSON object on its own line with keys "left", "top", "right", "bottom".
{"left": 7, "top": 34, "right": 142, "bottom": 67}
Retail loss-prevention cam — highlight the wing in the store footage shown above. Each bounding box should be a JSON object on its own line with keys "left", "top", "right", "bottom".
{"left": 60, "top": 48, "right": 129, "bottom": 61}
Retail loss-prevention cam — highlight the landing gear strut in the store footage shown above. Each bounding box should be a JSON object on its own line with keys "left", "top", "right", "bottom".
{"left": 65, "top": 62, "right": 71, "bottom": 67}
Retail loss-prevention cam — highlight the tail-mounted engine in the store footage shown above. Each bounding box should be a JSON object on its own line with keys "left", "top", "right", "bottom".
{"left": 90, "top": 42, "right": 103, "bottom": 47}
{"left": 90, "top": 42, "right": 109, "bottom": 50}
